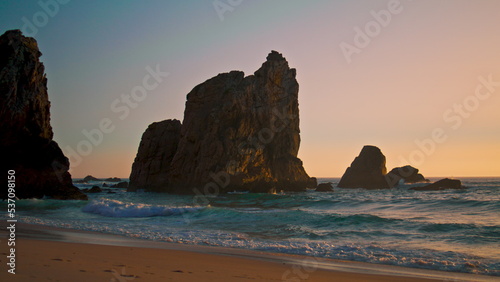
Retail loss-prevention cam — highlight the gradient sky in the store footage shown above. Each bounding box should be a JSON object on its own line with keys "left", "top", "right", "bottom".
{"left": 1, "top": 0, "right": 499, "bottom": 178}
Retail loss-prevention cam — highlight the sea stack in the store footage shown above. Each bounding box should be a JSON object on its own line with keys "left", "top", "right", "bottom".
{"left": 0, "top": 30, "right": 86, "bottom": 200}
{"left": 338, "top": 145, "right": 390, "bottom": 189}
{"left": 129, "top": 51, "right": 314, "bottom": 193}
{"left": 129, "top": 119, "right": 181, "bottom": 192}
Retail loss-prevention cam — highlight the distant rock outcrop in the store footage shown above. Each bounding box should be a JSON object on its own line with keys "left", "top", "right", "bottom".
{"left": 104, "top": 177, "right": 121, "bottom": 182}
{"left": 316, "top": 183, "right": 334, "bottom": 192}
{"left": 410, "top": 178, "right": 464, "bottom": 191}
{"left": 338, "top": 145, "right": 390, "bottom": 189}
{"left": 0, "top": 30, "right": 86, "bottom": 200}
{"left": 385, "top": 165, "right": 429, "bottom": 186}
{"left": 83, "top": 175, "right": 101, "bottom": 182}
{"left": 129, "top": 51, "right": 313, "bottom": 193}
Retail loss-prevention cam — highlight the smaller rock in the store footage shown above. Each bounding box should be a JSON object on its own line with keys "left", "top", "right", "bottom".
{"left": 86, "top": 186, "right": 102, "bottom": 193}
{"left": 386, "top": 165, "right": 429, "bottom": 186}
{"left": 338, "top": 145, "right": 390, "bottom": 189}
{"left": 111, "top": 181, "right": 129, "bottom": 188}
{"left": 308, "top": 177, "right": 318, "bottom": 188}
{"left": 102, "top": 183, "right": 108, "bottom": 187}
{"left": 315, "top": 183, "right": 334, "bottom": 192}
{"left": 410, "top": 178, "right": 464, "bottom": 191}
{"left": 83, "top": 175, "right": 101, "bottom": 182}
{"left": 104, "top": 177, "right": 121, "bottom": 182}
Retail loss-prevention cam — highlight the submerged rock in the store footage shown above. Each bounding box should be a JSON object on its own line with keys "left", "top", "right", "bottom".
{"left": 338, "top": 145, "right": 390, "bottom": 189}
{"left": 0, "top": 30, "right": 86, "bottom": 200}
{"left": 410, "top": 178, "right": 464, "bottom": 191}
{"left": 129, "top": 51, "right": 313, "bottom": 193}
{"left": 386, "top": 165, "right": 429, "bottom": 186}
{"left": 84, "top": 186, "right": 102, "bottom": 193}
{"left": 316, "top": 183, "right": 334, "bottom": 192}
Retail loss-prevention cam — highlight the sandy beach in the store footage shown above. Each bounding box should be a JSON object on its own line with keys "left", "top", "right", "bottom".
{"left": 0, "top": 223, "right": 495, "bottom": 282}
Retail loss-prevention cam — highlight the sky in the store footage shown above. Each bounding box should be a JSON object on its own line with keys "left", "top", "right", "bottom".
{"left": 1, "top": 0, "right": 499, "bottom": 178}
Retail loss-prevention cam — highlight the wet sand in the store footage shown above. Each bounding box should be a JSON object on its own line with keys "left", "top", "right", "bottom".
{"left": 0, "top": 223, "right": 494, "bottom": 281}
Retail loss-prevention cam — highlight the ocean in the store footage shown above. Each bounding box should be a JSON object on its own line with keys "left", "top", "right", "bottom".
{"left": 2, "top": 177, "right": 499, "bottom": 276}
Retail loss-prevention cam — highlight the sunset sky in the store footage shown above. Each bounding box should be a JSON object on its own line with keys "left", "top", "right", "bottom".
{"left": 1, "top": 0, "right": 499, "bottom": 178}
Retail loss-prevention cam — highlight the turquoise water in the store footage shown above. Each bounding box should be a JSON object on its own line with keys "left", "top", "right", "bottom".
{"left": 2, "top": 177, "right": 499, "bottom": 276}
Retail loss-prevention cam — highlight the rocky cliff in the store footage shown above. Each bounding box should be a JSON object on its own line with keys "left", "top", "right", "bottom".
{"left": 129, "top": 51, "right": 314, "bottom": 193}
{"left": 338, "top": 145, "right": 391, "bottom": 189}
{"left": 0, "top": 30, "right": 86, "bottom": 200}
{"left": 129, "top": 119, "right": 181, "bottom": 192}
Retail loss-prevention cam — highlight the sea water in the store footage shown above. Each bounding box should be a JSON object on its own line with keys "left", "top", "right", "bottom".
{"left": 2, "top": 177, "right": 499, "bottom": 276}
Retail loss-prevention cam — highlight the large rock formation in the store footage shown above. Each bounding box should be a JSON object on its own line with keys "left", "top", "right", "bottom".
{"left": 338, "top": 145, "right": 391, "bottom": 189}
{"left": 385, "top": 165, "right": 429, "bottom": 187}
{"left": 129, "top": 119, "right": 181, "bottom": 192}
{"left": 0, "top": 30, "right": 86, "bottom": 200}
{"left": 129, "top": 51, "right": 314, "bottom": 193}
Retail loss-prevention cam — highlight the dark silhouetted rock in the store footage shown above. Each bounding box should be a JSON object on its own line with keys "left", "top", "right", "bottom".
{"left": 385, "top": 165, "right": 429, "bottom": 186}
{"left": 129, "top": 51, "right": 313, "bottom": 193}
{"left": 0, "top": 30, "right": 86, "bottom": 200}
{"left": 308, "top": 177, "right": 318, "bottom": 188}
{"left": 87, "top": 186, "right": 102, "bottom": 193}
{"left": 410, "top": 178, "right": 464, "bottom": 191}
{"left": 111, "top": 181, "right": 128, "bottom": 188}
{"left": 338, "top": 145, "right": 390, "bottom": 189}
{"left": 316, "top": 183, "right": 334, "bottom": 192}
{"left": 102, "top": 183, "right": 108, "bottom": 187}
{"left": 104, "top": 177, "right": 121, "bottom": 182}
{"left": 83, "top": 175, "right": 101, "bottom": 182}
{"left": 128, "top": 120, "right": 181, "bottom": 192}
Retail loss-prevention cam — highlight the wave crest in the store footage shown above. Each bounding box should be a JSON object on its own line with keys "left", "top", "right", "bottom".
{"left": 82, "top": 199, "right": 202, "bottom": 217}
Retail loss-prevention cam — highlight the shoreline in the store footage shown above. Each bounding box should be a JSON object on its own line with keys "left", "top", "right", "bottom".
{"left": 0, "top": 222, "right": 496, "bottom": 281}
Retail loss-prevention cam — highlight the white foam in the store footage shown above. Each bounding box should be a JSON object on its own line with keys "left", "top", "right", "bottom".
{"left": 82, "top": 198, "right": 202, "bottom": 217}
